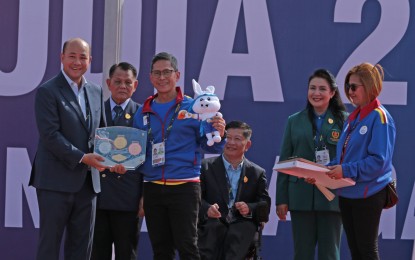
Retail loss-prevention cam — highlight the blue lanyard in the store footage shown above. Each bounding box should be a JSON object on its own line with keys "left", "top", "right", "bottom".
{"left": 146, "top": 103, "right": 181, "bottom": 144}
{"left": 225, "top": 171, "right": 235, "bottom": 206}
{"left": 341, "top": 117, "right": 360, "bottom": 163}
{"left": 313, "top": 113, "right": 326, "bottom": 149}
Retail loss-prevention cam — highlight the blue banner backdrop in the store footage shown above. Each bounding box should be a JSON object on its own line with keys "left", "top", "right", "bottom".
{"left": 0, "top": 0, "right": 414, "bottom": 259}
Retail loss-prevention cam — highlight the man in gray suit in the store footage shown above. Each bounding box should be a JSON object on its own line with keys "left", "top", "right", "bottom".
{"left": 91, "top": 62, "right": 143, "bottom": 260}
{"left": 30, "top": 38, "right": 107, "bottom": 260}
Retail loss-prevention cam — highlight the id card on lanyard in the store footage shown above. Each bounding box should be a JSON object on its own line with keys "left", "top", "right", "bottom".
{"left": 313, "top": 115, "right": 330, "bottom": 165}
{"left": 146, "top": 102, "right": 181, "bottom": 167}
{"left": 315, "top": 148, "right": 330, "bottom": 165}
{"left": 152, "top": 142, "right": 165, "bottom": 167}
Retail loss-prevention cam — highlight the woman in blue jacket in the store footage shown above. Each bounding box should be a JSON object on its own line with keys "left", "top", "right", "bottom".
{"left": 327, "top": 63, "right": 396, "bottom": 260}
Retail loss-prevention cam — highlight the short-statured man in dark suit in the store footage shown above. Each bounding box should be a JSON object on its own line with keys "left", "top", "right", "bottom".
{"left": 30, "top": 38, "right": 108, "bottom": 260}
{"left": 198, "top": 121, "right": 271, "bottom": 260}
{"left": 91, "top": 62, "right": 143, "bottom": 260}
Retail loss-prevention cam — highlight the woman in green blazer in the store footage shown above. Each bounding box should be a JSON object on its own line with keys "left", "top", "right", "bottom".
{"left": 276, "top": 69, "right": 348, "bottom": 260}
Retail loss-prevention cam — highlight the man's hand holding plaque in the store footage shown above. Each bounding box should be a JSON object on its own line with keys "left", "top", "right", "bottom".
{"left": 109, "top": 164, "right": 127, "bottom": 175}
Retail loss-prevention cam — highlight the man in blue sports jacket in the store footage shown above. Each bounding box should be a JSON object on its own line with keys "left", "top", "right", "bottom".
{"left": 132, "top": 52, "right": 226, "bottom": 260}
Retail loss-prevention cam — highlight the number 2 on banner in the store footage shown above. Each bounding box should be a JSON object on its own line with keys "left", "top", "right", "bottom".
{"left": 334, "top": 0, "right": 409, "bottom": 105}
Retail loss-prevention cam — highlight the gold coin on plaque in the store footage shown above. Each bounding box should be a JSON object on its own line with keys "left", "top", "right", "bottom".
{"left": 113, "top": 135, "right": 127, "bottom": 149}
{"left": 112, "top": 154, "right": 127, "bottom": 162}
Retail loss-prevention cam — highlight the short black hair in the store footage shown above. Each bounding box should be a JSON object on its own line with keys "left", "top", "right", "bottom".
{"left": 109, "top": 62, "right": 138, "bottom": 78}
{"left": 225, "top": 121, "right": 252, "bottom": 140}
{"left": 151, "top": 52, "right": 178, "bottom": 71}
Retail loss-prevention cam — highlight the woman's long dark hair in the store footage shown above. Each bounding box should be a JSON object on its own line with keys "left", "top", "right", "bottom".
{"left": 306, "top": 69, "right": 347, "bottom": 129}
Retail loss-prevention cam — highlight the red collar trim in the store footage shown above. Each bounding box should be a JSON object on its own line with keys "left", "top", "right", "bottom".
{"left": 142, "top": 87, "right": 184, "bottom": 113}
{"left": 348, "top": 98, "right": 381, "bottom": 122}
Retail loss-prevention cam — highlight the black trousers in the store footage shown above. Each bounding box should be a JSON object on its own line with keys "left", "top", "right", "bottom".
{"left": 198, "top": 219, "right": 257, "bottom": 260}
{"left": 91, "top": 209, "right": 141, "bottom": 260}
{"left": 143, "top": 182, "right": 201, "bottom": 260}
{"left": 339, "top": 187, "right": 387, "bottom": 260}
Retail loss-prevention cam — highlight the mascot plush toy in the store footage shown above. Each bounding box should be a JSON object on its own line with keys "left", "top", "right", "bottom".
{"left": 178, "top": 79, "right": 222, "bottom": 146}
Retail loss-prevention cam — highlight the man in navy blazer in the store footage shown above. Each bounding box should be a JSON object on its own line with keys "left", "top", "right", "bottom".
{"left": 91, "top": 62, "right": 143, "bottom": 260}
{"left": 30, "top": 38, "right": 107, "bottom": 260}
{"left": 198, "top": 121, "right": 271, "bottom": 260}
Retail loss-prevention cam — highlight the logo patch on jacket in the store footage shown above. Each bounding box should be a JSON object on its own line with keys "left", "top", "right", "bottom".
{"left": 359, "top": 125, "right": 368, "bottom": 135}
{"left": 330, "top": 130, "right": 340, "bottom": 142}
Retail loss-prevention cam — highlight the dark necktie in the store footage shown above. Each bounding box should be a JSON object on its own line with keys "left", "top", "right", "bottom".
{"left": 113, "top": 105, "right": 123, "bottom": 125}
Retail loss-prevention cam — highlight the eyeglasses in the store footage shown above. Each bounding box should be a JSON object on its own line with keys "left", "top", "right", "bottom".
{"left": 345, "top": 83, "right": 364, "bottom": 92}
{"left": 151, "top": 69, "right": 175, "bottom": 78}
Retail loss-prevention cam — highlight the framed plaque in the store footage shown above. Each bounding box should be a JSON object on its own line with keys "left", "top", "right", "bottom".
{"left": 94, "top": 126, "right": 147, "bottom": 170}
{"left": 274, "top": 158, "right": 355, "bottom": 189}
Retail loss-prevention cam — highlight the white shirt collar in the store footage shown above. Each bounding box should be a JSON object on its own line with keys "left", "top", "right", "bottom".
{"left": 62, "top": 70, "right": 87, "bottom": 92}
{"left": 110, "top": 97, "right": 131, "bottom": 111}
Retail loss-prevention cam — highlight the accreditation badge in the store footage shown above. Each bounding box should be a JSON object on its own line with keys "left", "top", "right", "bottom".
{"left": 143, "top": 115, "right": 148, "bottom": 126}
{"left": 152, "top": 141, "right": 165, "bottom": 167}
{"left": 315, "top": 149, "right": 330, "bottom": 165}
